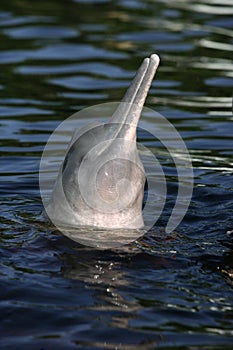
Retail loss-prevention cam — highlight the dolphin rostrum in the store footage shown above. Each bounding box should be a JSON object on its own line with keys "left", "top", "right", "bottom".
{"left": 46, "top": 54, "right": 160, "bottom": 231}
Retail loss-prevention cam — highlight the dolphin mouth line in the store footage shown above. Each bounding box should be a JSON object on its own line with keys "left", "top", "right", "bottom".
{"left": 94, "top": 54, "right": 160, "bottom": 156}
{"left": 111, "top": 54, "right": 160, "bottom": 130}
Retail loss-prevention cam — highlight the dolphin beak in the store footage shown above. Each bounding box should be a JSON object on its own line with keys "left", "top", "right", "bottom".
{"left": 111, "top": 54, "right": 160, "bottom": 140}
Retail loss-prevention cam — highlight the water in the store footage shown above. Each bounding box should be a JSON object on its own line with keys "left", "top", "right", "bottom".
{"left": 0, "top": 0, "right": 233, "bottom": 348}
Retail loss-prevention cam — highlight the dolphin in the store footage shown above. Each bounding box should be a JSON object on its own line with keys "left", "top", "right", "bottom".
{"left": 46, "top": 54, "right": 160, "bottom": 231}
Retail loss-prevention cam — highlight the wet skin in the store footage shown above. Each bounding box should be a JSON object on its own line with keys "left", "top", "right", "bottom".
{"left": 47, "top": 54, "right": 160, "bottom": 229}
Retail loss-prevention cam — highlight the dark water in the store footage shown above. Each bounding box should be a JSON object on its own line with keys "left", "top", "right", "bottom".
{"left": 1, "top": 0, "right": 233, "bottom": 349}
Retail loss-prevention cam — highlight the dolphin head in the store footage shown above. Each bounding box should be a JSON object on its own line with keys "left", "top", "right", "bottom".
{"left": 48, "top": 54, "right": 160, "bottom": 230}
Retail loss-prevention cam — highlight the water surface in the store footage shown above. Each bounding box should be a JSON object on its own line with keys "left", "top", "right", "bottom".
{"left": 0, "top": 0, "right": 233, "bottom": 349}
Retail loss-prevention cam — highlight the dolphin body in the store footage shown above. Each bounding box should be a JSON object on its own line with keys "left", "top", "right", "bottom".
{"left": 47, "top": 54, "right": 160, "bottom": 231}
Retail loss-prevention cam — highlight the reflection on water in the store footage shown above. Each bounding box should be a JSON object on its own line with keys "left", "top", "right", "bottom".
{"left": 0, "top": 0, "right": 233, "bottom": 349}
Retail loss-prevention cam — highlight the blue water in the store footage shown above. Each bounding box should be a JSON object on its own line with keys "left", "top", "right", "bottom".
{"left": 0, "top": 0, "right": 233, "bottom": 349}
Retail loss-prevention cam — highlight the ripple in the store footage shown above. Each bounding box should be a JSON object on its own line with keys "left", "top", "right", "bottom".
{"left": 153, "top": 96, "right": 232, "bottom": 109}
{"left": 117, "top": 31, "right": 181, "bottom": 42}
{"left": 191, "top": 59, "right": 233, "bottom": 71}
{"left": 60, "top": 92, "right": 108, "bottom": 100}
{"left": 73, "top": 0, "right": 110, "bottom": 3}
{"left": 152, "top": 80, "right": 181, "bottom": 90}
{"left": 0, "top": 44, "right": 127, "bottom": 64}
{"left": 35, "top": 43, "right": 128, "bottom": 60}
{"left": 0, "top": 49, "right": 35, "bottom": 64}
{"left": 162, "top": 1, "right": 233, "bottom": 15}
{"left": 0, "top": 106, "right": 53, "bottom": 117}
{"left": 4, "top": 25, "right": 78, "bottom": 39}
{"left": 49, "top": 76, "right": 129, "bottom": 90}
{"left": 207, "top": 17, "right": 233, "bottom": 28}
{"left": 16, "top": 62, "right": 131, "bottom": 78}
{"left": 199, "top": 39, "right": 233, "bottom": 52}
{"left": 205, "top": 77, "right": 233, "bottom": 87}
{"left": 0, "top": 14, "right": 52, "bottom": 27}
{"left": 155, "top": 42, "right": 194, "bottom": 52}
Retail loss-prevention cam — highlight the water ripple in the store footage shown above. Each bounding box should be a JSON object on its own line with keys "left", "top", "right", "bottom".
{"left": 4, "top": 25, "right": 79, "bottom": 39}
